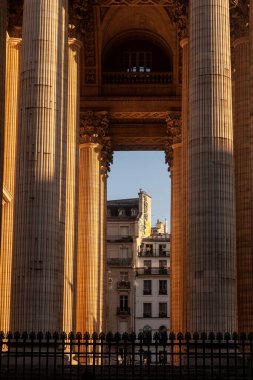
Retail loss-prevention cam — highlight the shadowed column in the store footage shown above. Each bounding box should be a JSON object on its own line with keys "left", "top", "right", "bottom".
{"left": 76, "top": 111, "right": 110, "bottom": 334}
{"left": 10, "top": 0, "right": 68, "bottom": 332}
{"left": 188, "top": 0, "right": 237, "bottom": 332}
{"left": 0, "top": 37, "right": 21, "bottom": 333}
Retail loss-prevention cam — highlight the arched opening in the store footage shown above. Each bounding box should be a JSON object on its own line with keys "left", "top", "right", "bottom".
{"left": 102, "top": 33, "right": 173, "bottom": 94}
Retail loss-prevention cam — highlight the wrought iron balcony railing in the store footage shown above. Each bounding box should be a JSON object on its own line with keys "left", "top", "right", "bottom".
{"left": 138, "top": 250, "right": 170, "bottom": 257}
{"left": 103, "top": 71, "right": 173, "bottom": 85}
{"left": 107, "top": 235, "right": 133, "bottom": 242}
{"left": 136, "top": 267, "right": 170, "bottom": 276}
{"left": 159, "top": 312, "right": 168, "bottom": 318}
{"left": 117, "top": 280, "right": 131, "bottom": 290}
{"left": 107, "top": 258, "right": 132, "bottom": 266}
{"left": 117, "top": 307, "right": 131, "bottom": 315}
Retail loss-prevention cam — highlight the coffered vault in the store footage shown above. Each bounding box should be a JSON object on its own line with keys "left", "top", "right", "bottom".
{"left": 0, "top": 0, "right": 252, "bottom": 337}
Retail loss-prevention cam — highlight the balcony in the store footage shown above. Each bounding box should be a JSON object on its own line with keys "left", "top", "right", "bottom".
{"left": 143, "top": 312, "right": 152, "bottom": 318}
{"left": 159, "top": 312, "right": 168, "bottom": 318}
{"left": 138, "top": 250, "right": 170, "bottom": 257}
{"left": 103, "top": 71, "right": 172, "bottom": 85}
{"left": 159, "top": 289, "right": 167, "bottom": 295}
{"left": 117, "top": 307, "right": 130, "bottom": 316}
{"left": 136, "top": 267, "right": 170, "bottom": 276}
{"left": 107, "top": 235, "right": 133, "bottom": 243}
{"left": 143, "top": 290, "right": 152, "bottom": 295}
{"left": 107, "top": 258, "right": 132, "bottom": 267}
{"left": 117, "top": 280, "right": 131, "bottom": 290}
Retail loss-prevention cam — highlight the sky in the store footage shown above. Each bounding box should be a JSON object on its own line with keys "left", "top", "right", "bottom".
{"left": 107, "top": 151, "right": 171, "bottom": 231}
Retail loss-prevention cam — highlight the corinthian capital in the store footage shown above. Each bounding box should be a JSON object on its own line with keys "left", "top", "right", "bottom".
{"left": 80, "top": 111, "right": 110, "bottom": 144}
{"left": 100, "top": 138, "right": 114, "bottom": 175}
{"left": 165, "top": 112, "right": 182, "bottom": 171}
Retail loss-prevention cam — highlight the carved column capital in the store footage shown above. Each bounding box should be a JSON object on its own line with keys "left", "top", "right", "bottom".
{"left": 165, "top": 112, "right": 182, "bottom": 171}
{"left": 100, "top": 138, "right": 114, "bottom": 176}
{"left": 8, "top": 0, "right": 23, "bottom": 38}
{"left": 68, "top": 0, "right": 92, "bottom": 38}
{"left": 80, "top": 111, "right": 109, "bottom": 144}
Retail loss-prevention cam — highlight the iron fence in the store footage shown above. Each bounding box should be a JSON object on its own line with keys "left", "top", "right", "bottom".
{"left": 0, "top": 331, "right": 253, "bottom": 379}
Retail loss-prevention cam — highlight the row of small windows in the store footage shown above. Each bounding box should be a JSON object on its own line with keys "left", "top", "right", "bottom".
{"left": 107, "top": 208, "right": 138, "bottom": 217}
{"left": 143, "top": 280, "right": 167, "bottom": 295}
{"left": 143, "top": 302, "right": 168, "bottom": 318}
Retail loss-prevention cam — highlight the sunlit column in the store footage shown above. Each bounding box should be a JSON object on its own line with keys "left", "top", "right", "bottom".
{"left": 63, "top": 38, "right": 82, "bottom": 334}
{"left": 0, "top": 37, "right": 21, "bottom": 333}
{"left": 11, "top": 0, "right": 68, "bottom": 332}
{"left": 0, "top": 0, "right": 7, "bottom": 251}
{"left": 165, "top": 113, "right": 182, "bottom": 334}
{"left": 76, "top": 111, "right": 110, "bottom": 334}
{"left": 188, "top": 0, "right": 236, "bottom": 332}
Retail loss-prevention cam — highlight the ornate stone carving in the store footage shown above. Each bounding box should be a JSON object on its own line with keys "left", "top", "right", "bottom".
{"left": 230, "top": 1, "right": 249, "bottom": 40}
{"left": 100, "top": 137, "right": 114, "bottom": 174}
{"left": 165, "top": 112, "right": 182, "bottom": 171}
{"left": 80, "top": 111, "right": 110, "bottom": 144}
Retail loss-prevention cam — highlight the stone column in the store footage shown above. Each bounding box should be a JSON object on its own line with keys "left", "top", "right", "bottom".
{"left": 76, "top": 111, "right": 110, "bottom": 334}
{"left": 232, "top": 33, "right": 252, "bottom": 333}
{"left": 0, "top": 37, "right": 21, "bottom": 333}
{"left": 0, "top": 0, "right": 7, "bottom": 249}
{"left": 63, "top": 38, "right": 82, "bottom": 334}
{"left": 10, "top": 0, "right": 68, "bottom": 332}
{"left": 180, "top": 37, "right": 189, "bottom": 334}
{"left": 188, "top": 0, "right": 236, "bottom": 332}
{"left": 165, "top": 113, "right": 182, "bottom": 334}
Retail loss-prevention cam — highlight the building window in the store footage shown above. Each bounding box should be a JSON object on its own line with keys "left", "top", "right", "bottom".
{"left": 143, "top": 303, "right": 152, "bottom": 318}
{"left": 159, "top": 244, "right": 166, "bottom": 256}
{"left": 131, "top": 208, "right": 138, "bottom": 216}
{"left": 120, "top": 295, "right": 129, "bottom": 311}
{"left": 120, "top": 225, "right": 129, "bottom": 236}
{"left": 143, "top": 280, "right": 152, "bottom": 295}
{"left": 120, "top": 272, "right": 128, "bottom": 281}
{"left": 159, "top": 280, "right": 167, "bottom": 295}
{"left": 118, "top": 208, "right": 126, "bottom": 217}
{"left": 145, "top": 244, "right": 153, "bottom": 256}
{"left": 159, "top": 303, "right": 167, "bottom": 318}
{"left": 159, "top": 260, "right": 167, "bottom": 274}
{"left": 123, "top": 51, "right": 152, "bottom": 72}
{"left": 144, "top": 260, "right": 151, "bottom": 274}
{"left": 119, "top": 246, "right": 129, "bottom": 258}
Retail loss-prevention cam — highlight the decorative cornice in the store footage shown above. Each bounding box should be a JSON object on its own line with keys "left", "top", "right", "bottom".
{"left": 165, "top": 112, "right": 182, "bottom": 171}
{"left": 230, "top": 0, "right": 249, "bottom": 41}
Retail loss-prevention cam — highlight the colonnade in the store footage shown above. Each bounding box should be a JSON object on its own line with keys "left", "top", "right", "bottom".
{"left": 0, "top": 0, "right": 252, "bottom": 334}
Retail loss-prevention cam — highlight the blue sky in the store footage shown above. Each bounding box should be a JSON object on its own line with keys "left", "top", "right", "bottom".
{"left": 107, "top": 151, "right": 171, "bottom": 231}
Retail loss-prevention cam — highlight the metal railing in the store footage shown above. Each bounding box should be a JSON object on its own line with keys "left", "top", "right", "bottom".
{"left": 103, "top": 71, "right": 173, "bottom": 85}
{"left": 0, "top": 331, "right": 253, "bottom": 379}
{"left": 107, "top": 258, "right": 132, "bottom": 266}
{"left": 116, "top": 307, "right": 131, "bottom": 316}
{"left": 136, "top": 267, "right": 170, "bottom": 276}
{"left": 117, "top": 281, "right": 131, "bottom": 290}
{"left": 138, "top": 250, "right": 170, "bottom": 257}
{"left": 107, "top": 236, "right": 133, "bottom": 243}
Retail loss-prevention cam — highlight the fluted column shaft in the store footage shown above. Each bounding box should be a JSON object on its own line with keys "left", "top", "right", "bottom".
{"left": 233, "top": 37, "right": 253, "bottom": 333}
{"left": 0, "top": 37, "right": 21, "bottom": 333}
{"left": 63, "top": 38, "right": 81, "bottom": 334}
{"left": 170, "top": 143, "right": 182, "bottom": 334}
{"left": 180, "top": 37, "right": 189, "bottom": 334}
{"left": 76, "top": 143, "right": 101, "bottom": 333}
{"left": 188, "top": 0, "right": 236, "bottom": 332}
{"left": 0, "top": 0, "right": 7, "bottom": 248}
{"left": 11, "top": 0, "right": 68, "bottom": 332}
